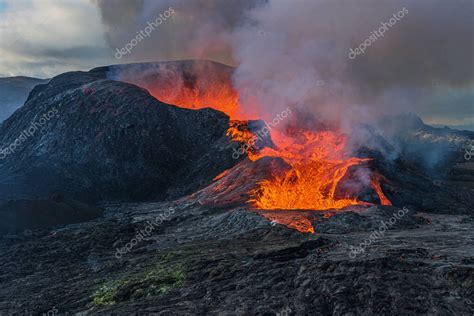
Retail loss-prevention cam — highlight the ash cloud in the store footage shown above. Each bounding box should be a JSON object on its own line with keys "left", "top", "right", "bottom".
{"left": 93, "top": 0, "right": 261, "bottom": 65}
{"left": 93, "top": 0, "right": 473, "bottom": 129}
{"left": 344, "top": 0, "right": 474, "bottom": 89}
{"left": 232, "top": 0, "right": 473, "bottom": 124}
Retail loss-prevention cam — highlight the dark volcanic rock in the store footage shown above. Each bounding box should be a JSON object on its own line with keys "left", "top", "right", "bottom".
{"left": 0, "top": 62, "right": 240, "bottom": 202}
{"left": 0, "top": 201, "right": 472, "bottom": 315}
{"left": 0, "top": 61, "right": 473, "bottom": 315}
{"left": 0, "top": 195, "right": 102, "bottom": 235}
{"left": 189, "top": 156, "right": 289, "bottom": 208}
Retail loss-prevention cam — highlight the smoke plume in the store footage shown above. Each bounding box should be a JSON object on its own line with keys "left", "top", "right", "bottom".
{"left": 93, "top": 0, "right": 259, "bottom": 65}
{"left": 231, "top": 0, "right": 474, "bottom": 126}
{"left": 93, "top": 0, "right": 473, "bottom": 128}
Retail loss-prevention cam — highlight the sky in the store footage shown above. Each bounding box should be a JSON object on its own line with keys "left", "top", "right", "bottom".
{"left": 0, "top": 0, "right": 111, "bottom": 78}
{"left": 0, "top": 0, "right": 472, "bottom": 129}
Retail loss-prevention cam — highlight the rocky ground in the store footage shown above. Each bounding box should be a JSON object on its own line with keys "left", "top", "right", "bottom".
{"left": 0, "top": 188, "right": 472, "bottom": 315}
{"left": 0, "top": 60, "right": 473, "bottom": 315}
{"left": 0, "top": 62, "right": 239, "bottom": 203}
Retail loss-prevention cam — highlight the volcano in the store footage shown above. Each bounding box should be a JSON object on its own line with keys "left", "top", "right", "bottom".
{"left": 104, "top": 60, "right": 400, "bottom": 233}
{"left": 0, "top": 60, "right": 473, "bottom": 315}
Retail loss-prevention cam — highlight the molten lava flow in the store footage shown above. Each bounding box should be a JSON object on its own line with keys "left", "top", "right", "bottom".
{"left": 147, "top": 72, "right": 393, "bottom": 233}
{"left": 226, "top": 120, "right": 259, "bottom": 154}
{"left": 226, "top": 121, "right": 255, "bottom": 143}
{"left": 249, "top": 129, "right": 373, "bottom": 210}
{"left": 257, "top": 210, "right": 316, "bottom": 233}
{"left": 371, "top": 173, "right": 393, "bottom": 206}
{"left": 148, "top": 82, "right": 241, "bottom": 119}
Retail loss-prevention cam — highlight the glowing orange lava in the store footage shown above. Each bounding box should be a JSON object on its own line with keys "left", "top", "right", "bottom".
{"left": 257, "top": 210, "right": 316, "bottom": 233}
{"left": 249, "top": 129, "right": 373, "bottom": 210}
{"left": 371, "top": 173, "right": 393, "bottom": 206}
{"left": 226, "top": 120, "right": 258, "bottom": 151}
{"left": 148, "top": 82, "right": 241, "bottom": 119}
{"left": 148, "top": 75, "right": 392, "bottom": 233}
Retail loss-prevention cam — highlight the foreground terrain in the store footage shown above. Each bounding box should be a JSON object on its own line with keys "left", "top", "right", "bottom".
{"left": 0, "top": 60, "right": 472, "bottom": 315}
{"left": 0, "top": 190, "right": 473, "bottom": 314}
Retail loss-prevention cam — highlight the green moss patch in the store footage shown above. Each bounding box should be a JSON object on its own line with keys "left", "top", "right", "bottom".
{"left": 92, "top": 263, "right": 186, "bottom": 306}
{"left": 92, "top": 279, "right": 130, "bottom": 306}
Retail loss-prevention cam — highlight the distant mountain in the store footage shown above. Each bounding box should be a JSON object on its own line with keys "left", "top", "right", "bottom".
{"left": 374, "top": 112, "right": 474, "bottom": 172}
{"left": 0, "top": 76, "right": 49, "bottom": 123}
{"left": 431, "top": 123, "right": 474, "bottom": 132}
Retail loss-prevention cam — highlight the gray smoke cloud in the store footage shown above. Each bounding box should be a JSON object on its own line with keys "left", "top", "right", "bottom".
{"left": 93, "top": 0, "right": 473, "bottom": 128}
{"left": 93, "top": 0, "right": 260, "bottom": 65}
{"left": 232, "top": 0, "right": 474, "bottom": 127}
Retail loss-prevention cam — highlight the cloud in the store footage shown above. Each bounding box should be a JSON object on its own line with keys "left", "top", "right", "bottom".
{"left": 92, "top": 0, "right": 259, "bottom": 65}
{"left": 0, "top": 0, "right": 112, "bottom": 78}
{"left": 92, "top": 0, "right": 472, "bottom": 128}
{"left": 0, "top": 0, "right": 472, "bottom": 129}
{"left": 230, "top": 0, "right": 474, "bottom": 127}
